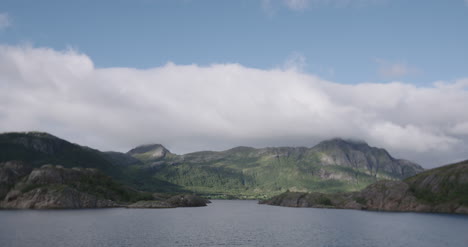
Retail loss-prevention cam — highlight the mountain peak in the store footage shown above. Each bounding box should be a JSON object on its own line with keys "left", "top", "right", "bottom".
{"left": 2, "top": 131, "right": 60, "bottom": 139}
{"left": 127, "top": 144, "right": 170, "bottom": 159}
{"left": 320, "top": 138, "right": 369, "bottom": 146}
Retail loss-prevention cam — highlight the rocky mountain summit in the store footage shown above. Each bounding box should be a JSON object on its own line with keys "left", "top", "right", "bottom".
{"left": 260, "top": 160, "right": 468, "bottom": 214}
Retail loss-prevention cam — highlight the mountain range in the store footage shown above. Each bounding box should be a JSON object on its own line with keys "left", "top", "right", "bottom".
{"left": 0, "top": 131, "right": 423, "bottom": 199}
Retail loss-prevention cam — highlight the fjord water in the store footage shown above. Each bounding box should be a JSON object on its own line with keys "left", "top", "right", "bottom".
{"left": 1, "top": 200, "right": 468, "bottom": 247}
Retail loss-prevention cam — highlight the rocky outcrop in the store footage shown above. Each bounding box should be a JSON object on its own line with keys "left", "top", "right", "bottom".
{"left": 127, "top": 194, "right": 209, "bottom": 208}
{"left": 1, "top": 186, "right": 118, "bottom": 209}
{"left": 0, "top": 161, "right": 32, "bottom": 199}
{"left": 127, "top": 144, "right": 171, "bottom": 160}
{"left": 261, "top": 160, "right": 468, "bottom": 214}
{"left": 0, "top": 161, "right": 209, "bottom": 209}
{"left": 0, "top": 163, "right": 142, "bottom": 209}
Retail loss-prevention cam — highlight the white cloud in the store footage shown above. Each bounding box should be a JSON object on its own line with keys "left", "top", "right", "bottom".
{"left": 0, "top": 13, "right": 11, "bottom": 30}
{"left": 283, "top": 52, "right": 307, "bottom": 71}
{"left": 0, "top": 44, "right": 467, "bottom": 168}
{"left": 283, "top": 0, "right": 310, "bottom": 10}
{"left": 375, "top": 59, "right": 420, "bottom": 78}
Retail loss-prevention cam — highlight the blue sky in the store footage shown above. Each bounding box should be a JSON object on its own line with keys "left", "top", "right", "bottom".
{"left": 1, "top": 0, "right": 467, "bottom": 85}
{"left": 1, "top": 0, "right": 468, "bottom": 167}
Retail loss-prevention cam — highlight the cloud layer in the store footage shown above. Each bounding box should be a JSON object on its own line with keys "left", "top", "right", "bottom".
{"left": 1, "top": 45, "right": 467, "bottom": 168}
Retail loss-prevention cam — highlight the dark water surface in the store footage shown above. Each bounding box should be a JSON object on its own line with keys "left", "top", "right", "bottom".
{"left": 1, "top": 200, "right": 468, "bottom": 247}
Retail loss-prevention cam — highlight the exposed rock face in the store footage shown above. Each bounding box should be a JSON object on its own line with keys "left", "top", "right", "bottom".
{"left": 261, "top": 160, "right": 468, "bottom": 214}
{"left": 127, "top": 144, "right": 170, "bottom": 159}
{"left": 0, "top": 161, "right": 33, "bottom": 199}
{"left": 312, "top": 138, "right": 423, "bottom": 179}
{"left": 0, "top": 163, "right": 139, "bottom": 209}
{"left": 1, "top": 186, "right": 118, "bottom": 209}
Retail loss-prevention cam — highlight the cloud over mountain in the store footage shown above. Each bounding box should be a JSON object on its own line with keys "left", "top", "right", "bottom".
{"left": 0, "top": 45, "right": 467, "bottom": 167}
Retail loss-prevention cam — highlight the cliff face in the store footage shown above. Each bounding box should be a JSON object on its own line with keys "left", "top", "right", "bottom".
{"left": 261, "top": 160, "right": 468, "bottom": 214}
{"left": 312, "top": 139, "right": 423, "bottom": 179}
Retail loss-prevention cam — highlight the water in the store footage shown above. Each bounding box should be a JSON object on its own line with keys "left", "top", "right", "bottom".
{"left": 1, "top": 200, "right": 468, "bottom": 247}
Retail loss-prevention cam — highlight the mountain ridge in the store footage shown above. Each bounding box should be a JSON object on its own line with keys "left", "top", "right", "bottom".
{"left": 0, "top": 131, "right": 424, "bottom": 199}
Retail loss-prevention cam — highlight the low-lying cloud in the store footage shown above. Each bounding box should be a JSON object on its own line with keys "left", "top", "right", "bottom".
{"left": 1, "top": 45, "right": 467, "bottom": 168}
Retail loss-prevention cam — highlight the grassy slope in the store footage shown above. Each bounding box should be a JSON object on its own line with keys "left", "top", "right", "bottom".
{"left": 405, "top": 160, "right": 468, "bottom": 206}
{"left": 152, "top": 149, "right": 383, "bottom": 199}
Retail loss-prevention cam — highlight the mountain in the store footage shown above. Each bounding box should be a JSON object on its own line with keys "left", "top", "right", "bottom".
{"left": 260, "top": 160, "right": 468, "bottom": 214}
{"left": 0, "top": 132, "right": 424, "bottom": 199}
{"left": 0, "top": 132, "right": 185, "bottom": 193}
{"left": 128, "top": 138, "right": 423, "bottom": 198}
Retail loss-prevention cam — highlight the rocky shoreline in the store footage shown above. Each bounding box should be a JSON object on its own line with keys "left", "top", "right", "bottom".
{"left": 260, "top": 160, "right": 468, "bottom": 214}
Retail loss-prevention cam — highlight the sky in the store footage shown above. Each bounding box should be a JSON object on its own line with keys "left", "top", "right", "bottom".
{"left": 0, "top": 0, "right": 468, "bottom": 168}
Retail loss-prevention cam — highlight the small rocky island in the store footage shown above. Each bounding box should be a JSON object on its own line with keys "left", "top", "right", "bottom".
{"left": 260, "top": 160, "right": 468, "bottom": 214}
{"left": 0, "top": 161, "right": 208, "bottom": 209}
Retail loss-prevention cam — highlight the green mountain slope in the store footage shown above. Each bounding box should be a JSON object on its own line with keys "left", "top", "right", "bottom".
{"left": 0, "top": 132, "right": 184, "bottom": 193}
{"left": 405, "top": 159, "right": 468, "bottom": 206}
{"left": 0, "top": 132, "right": 424, "bottom": 199}
{"left": 261, "top": 160, "right": 468, "bottom": 214}
{"left": 128, "top": 138, "right": 423, "bottom": 198}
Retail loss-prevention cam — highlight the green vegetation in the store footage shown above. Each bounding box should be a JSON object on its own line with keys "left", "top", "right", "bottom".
{"left": 406, "top": 160, "right": 468, "bottom": 206}
{"left": 0, "top": 132, "right": 424, "bottom": 199}
{"left": 0, "top": 132, "right": 184, "bottom": 194}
